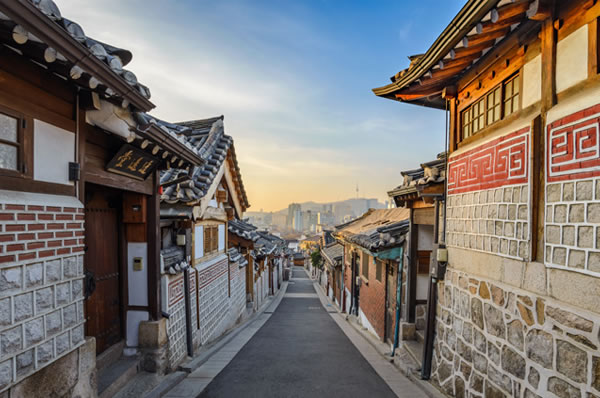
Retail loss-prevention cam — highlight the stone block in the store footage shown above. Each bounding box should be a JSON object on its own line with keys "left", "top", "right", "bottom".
{"left": 507, "top": 319, "right": 524, "bottom": 350}
{"left": 548, "top": 268, "right": 600, "bottom": 313}
{"left": 78, "top": 337, "right": 96, "bottom": 375}
{"left": 528, "top": 367, "right": 540, "bottom": 389}
{"left": 576, "top": 180, "right": 593, "bottom": 200}
{"left": 71, "top": 324, "right": 84, "bottom": 345}
{"left": 56, "top": 331, "right": 70, "bottom": 354}
{"left": 509, "top": 240, "right": 518, "bottom": 257}
{"left": 46, "top": 309, "right": 62, "bottom": 336}
{"left": 502, "top": 345, "right": 526, "bottom": 379}
{"left": 36, "top": 286, "right": 54, "bottom": 313}
{"left": 562, "top": 226, "right": 575, "bottom": 246}
{"left": 488, "top": 363, "right": 512, "bottom": 393}
{"left": 37, "top": 339, "right": 54, "bottom": 365}
{"left": 546, "top": 225, "right": 561, "bottom": 244}
{"left": 471, "top": 298, "right": 484, "bottom": 330}
{"left": 578, "top": 226, "right": 594, "bottom": 248}
{"left": 508, "top": 205, "right": 516, "bottom": 220}
{"left": 71, "top": 279, "right": 83, "bottom": 300}
{"left": 24, "top": 317, "right": 44, "bottom": 347}
{"left": 518, "top": 242, "right": 529, "bottom": 260}
{"left": 0, "top": 359, "right": 12, "bottom": 390}
{"left": 547, "top": 184, "right": 561, "bottom": 202}
{"left": 25, "top": 263, "right": 43, "bottom": 288}
{"left": 569, "top": 204, "right": 585, "bottom": 223}
{"left": 589, "top": 252, "right": 600, "bottom": 273}
{"left": 518, "top": 205, "right": 527, "bottom": 220}
{"left": 554, "top": 205, "right": 567, "bottom": 223}
{"left": 45, "top": 259, "right": 61, "bottom": 283}
{"left": 456, "top": 337, "right": 472, "bottom": 362}
{"left": 0, "top": 298, "right": 9, "bottom": 327}
{"left": 0, "top": 266, "right": 22, "bottom": 293}
{"left": 500, "top": 239, "right": 509, "bottom": 255}
{"left": 563, "top": 182, "right": 574, "bottom": 201}
{"left": 56, "top": 282, "right": 70, "bottom": 305}
{"left": 504, "top": 222, "right": 515, "bottom": 238}
{"left": 546, "top": 205, "right": 553, "bottom": 222}
{"left": 593, "top": 356, "right": 600, "bottom": 392}
{"left": 139, "top": 318, "right": 168, "bottom": 348}
{"left": 503, "top": 187, "right": 512, "bottom": 203}
{"left": 526, "top": 329, "right": 553, "bottom": 368}
{"left": 547, "top": 376, "right": 580, "bottom": 398}
{"left": 16, "top": 349, "right": 33, "bottom": 377}
{"left": 63, "top": 256, "right": 78, "bottom": 279}
{"left": 1, "top": 325, "right": 22, "bottom": 356}
{"left": 14, "top": 292, "right": 33, "bottom": 322}
{"left": 568, "top": 250, "right": 585, "bottom": 269}
{"left": 588, "top": 203, "right": 600, "bottom": 223}
{"left": 552, "top": 246, "right": 566, "bottom": 265}
{"left": 512, "top": 187, "right": 521, "bottom": 203}
{"left": 63, "top": 304, "right": 77, "bottom": 327}
{"left": 498, "top": 204, "right": 507, "bottom": 220}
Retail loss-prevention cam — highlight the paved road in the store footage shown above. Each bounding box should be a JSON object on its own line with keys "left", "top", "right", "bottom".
{"left": 198, "top": 266, "right": 398, "bottom": 398}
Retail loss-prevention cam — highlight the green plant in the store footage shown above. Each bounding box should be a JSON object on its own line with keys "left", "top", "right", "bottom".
{"left": 310, "top": 249, "right": 323, "bottom": 269}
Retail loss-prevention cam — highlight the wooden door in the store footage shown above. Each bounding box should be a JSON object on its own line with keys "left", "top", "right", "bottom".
{"left": 85, "top": 189, "right": 122, "bottom": 354}
{"left": 385, "top": 264, "right": 396, "bottom": 343}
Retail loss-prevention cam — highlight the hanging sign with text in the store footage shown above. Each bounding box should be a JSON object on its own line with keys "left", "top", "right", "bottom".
{"left": 106, "top": 144, "right": 160, "bottom": 180}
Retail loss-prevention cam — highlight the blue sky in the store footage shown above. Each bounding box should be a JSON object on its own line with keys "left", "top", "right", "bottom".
{"left": 60, "top": 0, "right": 464, "bottom": 211}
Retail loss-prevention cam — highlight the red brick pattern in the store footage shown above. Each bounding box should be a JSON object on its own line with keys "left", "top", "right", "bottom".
{"left": 0, "top": 204, "right": 85, "bottom": 264}
{"left": 197, "top": 258, "right": 228, "bottom": 289}
{"left": 167, "top": 274, "right": 185, "bottom": 308}
{"left": 448, "top": 128, "right": 530, "bottom": 195}
{"left": 547, "top": 103, "right": 600, "bottom": 182}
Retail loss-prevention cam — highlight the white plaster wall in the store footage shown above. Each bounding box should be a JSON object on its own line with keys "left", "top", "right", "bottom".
{"left": 451, "top": 117, "right": 531, "bottom": 157}
{"left": 127, "top": 242, "right": 148, "bottom": 307}
{"left": 556, "top": 24, "right": 588, "bottom": 94}
{"left": 358, "top": 308, "right": 380, "bottom": 339}
{"left": 418, "top": 225, "right": 434, "bottom": 250}
{"left": 547, "top": 82, "right": 600, "bottom": 123}
{"left": 218, "top": 224, "right": 225, "bottom": 251}
{"left": 194, "top": 225, "right": 203, "bottom": 259}
{"left": 522, "top": 54, "right": 542, "bottom": 108}
{"left": 33, "top": 120, "right": 74, "bottom": 185}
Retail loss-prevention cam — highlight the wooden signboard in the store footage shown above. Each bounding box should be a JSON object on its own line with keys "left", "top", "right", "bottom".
{"left": 106, "top": 144, "right": 159, "bottom": 181}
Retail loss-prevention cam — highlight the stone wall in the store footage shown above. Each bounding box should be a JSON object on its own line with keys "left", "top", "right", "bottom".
{"left": 161, "top": 272, "right": 191, "bottom": 371}
{"left": 545, "top": 103, "right": 600, "bottom": 274}
{"left": 432, "top": 267, "right": 600, "bottom": 398}
{"left": 446, "top": 127, "right": 531, "bottom": 261}
{"left": 196, "top": 256, "right": 229, "bottom": 345}
{"left": 0, "top": 194, "right": 86, "bottom": 393}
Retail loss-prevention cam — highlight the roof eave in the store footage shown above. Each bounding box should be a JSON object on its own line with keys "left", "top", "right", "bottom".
{"left": 0, "top": 0, "right": 155, "bottom": 112}
{"left": 141, "top": 125, "right": 203, "bottom": 167}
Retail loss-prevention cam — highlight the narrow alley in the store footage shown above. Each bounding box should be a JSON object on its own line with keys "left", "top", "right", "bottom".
{"left": 163, "top": 266, "right": 426, "bottom": 398}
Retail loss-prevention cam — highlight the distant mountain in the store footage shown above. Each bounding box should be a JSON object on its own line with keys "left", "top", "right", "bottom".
{"left": 273, "top": 198, "right": 386, "bottom": 216}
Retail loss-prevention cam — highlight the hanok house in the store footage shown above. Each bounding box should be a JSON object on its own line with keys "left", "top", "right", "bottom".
{"left": 159, "top": 116, "right": 250, "bottom": 369}
{"left": 387, "top": 154, "right": 446, "bottom": 371}
{"left": 320, "top": 242, "right": 343, "bottom": 305}
{"left": 0, "top": 1, "right": 200, "bottom": 396}
{"left": 374, "top": 0, "right": 600, "bottom": 396}
{"left": 334, "top": 208, "right": 410, "bottom": 343}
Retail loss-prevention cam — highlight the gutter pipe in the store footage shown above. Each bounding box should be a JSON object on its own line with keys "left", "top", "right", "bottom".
{"left": 391, "top": 245, "right": 405, "bottom": 356}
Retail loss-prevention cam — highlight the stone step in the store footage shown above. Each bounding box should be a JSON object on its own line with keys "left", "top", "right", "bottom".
{"left": 403, "top": 339, "right": 424, "bottom": 368}
{"left": 96, "top": 340, "right": 125, "bottom": 372}
{"left": 98, "top": 356, "right": 140, "bottom": 398}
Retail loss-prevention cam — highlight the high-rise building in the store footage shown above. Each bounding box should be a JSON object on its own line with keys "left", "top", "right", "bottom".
{"left": 287, "top": 203, "right": 301, "bottom": 228}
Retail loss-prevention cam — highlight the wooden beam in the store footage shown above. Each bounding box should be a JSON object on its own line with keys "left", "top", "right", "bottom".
{"left": 450, "top": 41, "right": 496, "bottom": 59}
{"left": 590, "top": 17, "right": 599, "bottom": 77}
{"left": 540, "top": 18, "right": 556, "bottom": 111}
{"left": 527, "top": 0, "right": 553, "bottom": 21}
{"left": 497, "top": 0, "right": 532, "bottom": 21}
{"left": 438, "top": 53, "right": 481, "bottom": 70}
{"left": 476, "top": 14, "right": 525, "bottom": 35}
{"left": 463, "top": 28, "right": 510, "bottom": 48}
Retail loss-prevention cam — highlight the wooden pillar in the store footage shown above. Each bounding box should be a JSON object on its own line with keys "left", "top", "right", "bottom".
{"left": 589, "top": 17, "right": 599, "bottom": 77}
{"left": 407, "top": 209, "right": 418, "bottom": 323}
{"left": 147, "top": 172, "right": 161, "bottom": 320}
{"left": 541, "top": 17, "right": 557, "bottom": 111}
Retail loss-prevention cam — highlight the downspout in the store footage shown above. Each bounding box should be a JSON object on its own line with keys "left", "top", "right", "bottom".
{"left": 391, "top": 245, "right": 405, "bottom": 356}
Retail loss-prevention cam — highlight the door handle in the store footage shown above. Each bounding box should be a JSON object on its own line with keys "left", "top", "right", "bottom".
{"left": 84, "top": 270, "right": 96, "bottom": 299}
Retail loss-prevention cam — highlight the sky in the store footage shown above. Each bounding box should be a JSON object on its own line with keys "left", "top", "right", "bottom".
{"left": 58, "top": 0, "right": 465, "bottom": 212}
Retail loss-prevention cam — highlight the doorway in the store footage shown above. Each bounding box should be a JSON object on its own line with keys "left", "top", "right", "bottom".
{"left": 385, "top": 262, "right": 396, "bottom": 343}
{"left": 84, "top": 184, "right": 123, "bottom": 354}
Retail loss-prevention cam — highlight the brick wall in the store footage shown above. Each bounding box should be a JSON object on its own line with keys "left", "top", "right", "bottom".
{"left": 162, "top": 273, "right": 187, "bottom": 370}
{"left": 0, "top": 194, "right": 85, "bottom": 392}
{"left": 357, "top": 252, "right": 387, "bottom": 341}
{"left": 196, "top": 256, "right": 229, "bottom": 345}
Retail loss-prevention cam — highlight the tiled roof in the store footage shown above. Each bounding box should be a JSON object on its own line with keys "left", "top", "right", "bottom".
{"left": 335, "top": 208, "right": 410, "bottom": 252}
{"left": 228, "top": 219, "right": 260, "bottom": 242}
{"left": 228, "top": 247, "right": 248, "bottom": 268}
{"left": 160, "top": 117, "right": 249, "bottom": 209}
{"left": 321, "top": 243, "right": 343, "bottom": 265}
{"left": 388, "top": 153, "right": 446, "bottom": 198}
{"left": 0, "top": 0, "right": 152, "bottom": 107}
{"left": 254, "top": 231, "right": 286, "bottom": 257}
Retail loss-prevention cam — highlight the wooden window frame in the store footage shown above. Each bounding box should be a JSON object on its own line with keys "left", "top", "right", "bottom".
{"left": 375, "top": 259, "right": 383, "bottom": 282}
{"left": 361, "top": 253, "right": 369, "bottom": 279}
{"left": 459, "top": 73, "right": 520, "bottom": 143}
{"left": 0, "top": 104, "right": 32, "bottom": 178}
{"left": 203, "top": 224, "right": 220, "bottom": 255}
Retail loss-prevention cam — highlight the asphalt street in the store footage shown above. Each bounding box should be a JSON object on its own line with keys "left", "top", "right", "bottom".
{"left": 198, "top": 266, "right": 398, "bottom": 398}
